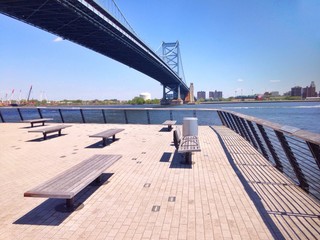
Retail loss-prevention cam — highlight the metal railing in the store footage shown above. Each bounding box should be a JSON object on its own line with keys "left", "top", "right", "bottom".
{"left": 217, "top": 110, "right": 320, "bottom": 200}
{"left": 1, "top": 107, "right": 319, "bottom": 200}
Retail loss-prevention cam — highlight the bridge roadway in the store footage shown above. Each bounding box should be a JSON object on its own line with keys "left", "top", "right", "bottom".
{"left": 0, "top": 123, "right": 319, "bottom": 239}
{"left": 0, "top": 0, "right": 189, "bottom": 98}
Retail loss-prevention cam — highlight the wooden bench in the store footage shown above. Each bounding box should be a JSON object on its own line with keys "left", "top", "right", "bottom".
{"left": 173, "top": 127, "right": 201, "bottom": 164}
{"left": 23, "top": 118, "right": 53, "bottom": 127}
{"left": 89, "top": 128, "right": 124, "bottom": 146}
{"left": 162, "top": 120, "right": 177, "bottom": 131}
{"left": 28, "top": 125, "right": 71, "bottom": 140}
{"left": 24, "top": 154, "right": 122, "bottom": 209}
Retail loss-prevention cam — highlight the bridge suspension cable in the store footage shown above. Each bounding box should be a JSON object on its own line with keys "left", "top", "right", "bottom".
{"left": 95, "top": 0, "right": 138, "bottom": 36}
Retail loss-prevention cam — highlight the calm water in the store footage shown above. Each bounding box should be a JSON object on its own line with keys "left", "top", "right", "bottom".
{"left": 171, "top": 101, "right": 320, "bottom": 134}
{"left": 1, "top": 101, "right": 319, "bottom": 134}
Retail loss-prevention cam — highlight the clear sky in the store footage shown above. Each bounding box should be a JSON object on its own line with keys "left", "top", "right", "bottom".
{"left": 1, "top": 0, "right": 319, "bottom": 101}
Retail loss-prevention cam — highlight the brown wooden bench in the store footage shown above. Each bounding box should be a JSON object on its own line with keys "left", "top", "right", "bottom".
{"left": 24, "top": 154, "right": 122, "bottom": 209}
{"left": 28, "top": 125, "right": 71, "bottom": 140}
{"left": 23, "top": 118, "right": 53, "bottom": 127}
{"left": 162, "top": 120, "right": 177, "bottom": 131}
{"left": 173, "top": 127, "right": 201, "bottom": 164}
{"left": 89, "top": 128, "right": 124, "bottom": 146}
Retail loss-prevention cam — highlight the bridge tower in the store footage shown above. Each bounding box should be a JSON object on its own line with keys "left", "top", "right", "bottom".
{"left": 159, "top": 41, "right": 186, "bottom": 105}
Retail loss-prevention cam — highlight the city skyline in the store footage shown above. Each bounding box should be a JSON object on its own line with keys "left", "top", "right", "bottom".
{"left": 1, "top": 0, "right": 320, "bottom": 101}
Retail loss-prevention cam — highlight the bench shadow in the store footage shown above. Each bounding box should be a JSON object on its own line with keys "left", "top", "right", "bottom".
{"left": 159, "top": 152, "right": 172, "bottom": 162}
{"left": 169, "top": 151, "right": 192, "bottom": 169}
{"left": 13, "top": 173, "right": 114, "bottom": 226}
{"left": 159, "top": 127, "right": 171, "bottom": 132}
{"left": 26, "top": 134, "right": 67, "bottom": 142}
{"left": 86, "top": 139, "right": 119, "bottom": 148}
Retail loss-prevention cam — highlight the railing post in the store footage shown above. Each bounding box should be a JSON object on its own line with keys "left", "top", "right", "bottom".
{"left": 234, "top": 115, "right": 249, "bottom": 140}
{"left": 0, "top": 109, "right": 4, "bottom": 122}
{"left": 102, "top": 109, "right": 107, "bottom": 123}
{"left": 124, "top": 110, "right": 128, "bottom": 124}
{"left": 170, "top": 110, "right": 173, "bottom": 120}
{"left": 217, "top": 111, "right": 227, "bottom": 127}
{"left": 37, "top": 108, "right": 43, "bottom": 118}
{"left": 146, "top": 110, "right": 150, "bottom": 124}
{"left": 257, "top": 124, "right": 283, "bottom": 171}
{"left": 247, "top": 121, "right": 268, "bottom": 158}
{"left": 193, "top": 110, "right": 196, "bottom": 117}
{"left": 275, "top": 130, "right": 309, "bottom": 191}
{"left": 240, "top": 118, "right": 258, "bottom": 149}
{"left": 58, "top": 109, "right": 65, "bottom": 123}
{"left": 306, "top": 141, "right": 320, "bottom": 170}
{"left": 224, "top": 112, "right": 238, "bottom": 133}
{"left": 17, "top": 108, "right": 24, "bottom": 121}
{"left": 80, "top": 109, "right": 85, "bottom": 123}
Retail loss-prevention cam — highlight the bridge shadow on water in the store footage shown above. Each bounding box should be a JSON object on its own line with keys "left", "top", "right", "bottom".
{"left": 13, "top": 173, "right": 114, "bottom": 226}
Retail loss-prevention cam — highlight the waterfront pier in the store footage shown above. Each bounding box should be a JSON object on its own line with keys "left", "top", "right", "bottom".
{"left": 0, "top": 122, "right": 319, "bottom": 239}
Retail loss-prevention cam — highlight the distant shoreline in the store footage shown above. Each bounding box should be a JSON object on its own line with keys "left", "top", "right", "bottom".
{"left": 199, "top": 99, "right": 320, "bottom": 105}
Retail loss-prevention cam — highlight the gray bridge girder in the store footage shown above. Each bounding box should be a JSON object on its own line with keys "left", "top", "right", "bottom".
{"left": 0, "top": 0, "right": 189, "bottom": 98}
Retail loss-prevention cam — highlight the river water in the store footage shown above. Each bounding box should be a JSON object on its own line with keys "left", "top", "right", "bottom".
{"left": 170, "top": 101, "right": 320, "bottom": 134}
{"left": 1, "top": 101, "right": 319, "bottom": 134}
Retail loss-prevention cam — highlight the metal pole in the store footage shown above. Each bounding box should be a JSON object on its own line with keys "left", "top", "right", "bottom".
{"left": 275, "top": 130, "right": 309, "bottom": 191}
{"left": 17, "top": 108, "right": 24, "bottom": 121}
{"left": 257, "top": 124, "right": 283, "bottom": 171}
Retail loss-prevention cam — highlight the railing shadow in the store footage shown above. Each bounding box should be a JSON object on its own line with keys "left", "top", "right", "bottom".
{"left": 212, "top": 126, "right": 320, "bottom": 239}
{"left": 211, "top": 126, "right": 285, "bottom": 239}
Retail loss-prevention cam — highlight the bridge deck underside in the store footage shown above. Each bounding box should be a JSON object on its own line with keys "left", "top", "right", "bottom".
{"left": 0, "top": 0, "right": 188, "bottom": 96}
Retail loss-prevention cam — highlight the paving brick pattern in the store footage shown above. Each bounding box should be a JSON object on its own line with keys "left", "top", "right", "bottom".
{"left": 0, "top": 123, "right": 318, "bottom": 239}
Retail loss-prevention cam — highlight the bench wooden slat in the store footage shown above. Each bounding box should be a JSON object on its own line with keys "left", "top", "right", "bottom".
{"left": 23, "top": 118, "right": 53, "bottom": 127}
{"left": 24, "top": 154, "right": 121, "bottom": 200}
{"left": 89, "top": 128, "right": 124, "bottom": 138}
{"left": 89, "top": 128, "right": 124, "bottom": 146}
{"left": 28, "top": 125, "right": 71, "bottom": 140}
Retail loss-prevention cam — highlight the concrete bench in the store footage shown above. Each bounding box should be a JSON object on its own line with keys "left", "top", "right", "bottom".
{"left": 28, "top": 125, "right": 71, "bottom": 140}
{"left": 173, "top": 127, "right": 201, "bottom": 164}
{"left": 162, "top": 120, "right": 176, "bottom": 131}
{"left": 24, "top": 154, "right": 122, "bottom": 209}
{"left": 23, "top": 118, "right": 53, "bottom": 127}
{"left": 89, "top": 128, "right": 124, "bottom": 146}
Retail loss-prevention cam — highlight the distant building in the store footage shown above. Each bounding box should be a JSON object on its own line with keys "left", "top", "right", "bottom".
{"left": 139, "top": 92, "right": 151, "bottom": 100}
{"left": 270, "top": 91, "right": 280, "bottom": 97}
{"left": 197, "top": 91, "right": 206, "bottom": 100}
{"left": 209, "top": 90, "right": 223, "bottom": 100}
{"left": 291, "top": 86, "right": 302, "bottom": 97}
{"left": 302, "top": 81, "right": 317, "bottom": 98}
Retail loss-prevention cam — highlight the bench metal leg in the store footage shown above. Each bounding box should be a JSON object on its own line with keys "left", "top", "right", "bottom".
{"left": 103, "top": 138, "right": 107, "bottom": 146}
{"left": 168, "top": 125, "right": 172, "bottom": 131}
{"left": 58, "top": 130, "right": 62, "bottom": 136}
{"left": 112, "top": 134, "right": 116, "bottom": 141}
{"left": 43, "top": 133, "right": 47, "bottom": 140}
{"left": 66, "top": 198, "right": 74, "bottom": 209}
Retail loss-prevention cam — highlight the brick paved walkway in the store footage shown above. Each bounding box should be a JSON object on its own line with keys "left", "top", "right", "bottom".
{"left": 0, "top": 123, "right": 319, "bottom": 239}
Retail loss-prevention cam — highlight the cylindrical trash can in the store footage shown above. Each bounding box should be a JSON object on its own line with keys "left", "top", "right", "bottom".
{"left": 183, "top": 117, "right": 198, "bottom": 136}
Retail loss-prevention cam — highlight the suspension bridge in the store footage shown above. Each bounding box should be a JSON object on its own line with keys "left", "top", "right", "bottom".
{"left": 0, "top": 0, "right": 191, "bottom": 104}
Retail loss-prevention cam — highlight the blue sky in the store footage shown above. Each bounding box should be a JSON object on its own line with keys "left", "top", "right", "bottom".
{"left": 1, "top": 0, "right": 319, "bottom": 101}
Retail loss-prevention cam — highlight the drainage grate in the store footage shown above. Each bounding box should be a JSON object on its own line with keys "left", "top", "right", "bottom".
{"left": 141, "top": 152, "right": 146, "bottom": 154}
{"left": 132, "top": 158, "right": 137, "bottom": 160}
{"left": 168, "top": 196, "right": 176, "bottom": 202}
{"left": 152, "top": 205, "right": 160, "bottom": 212}
{"left": 144, "top": 183, "right": 151, "bottom": 188}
